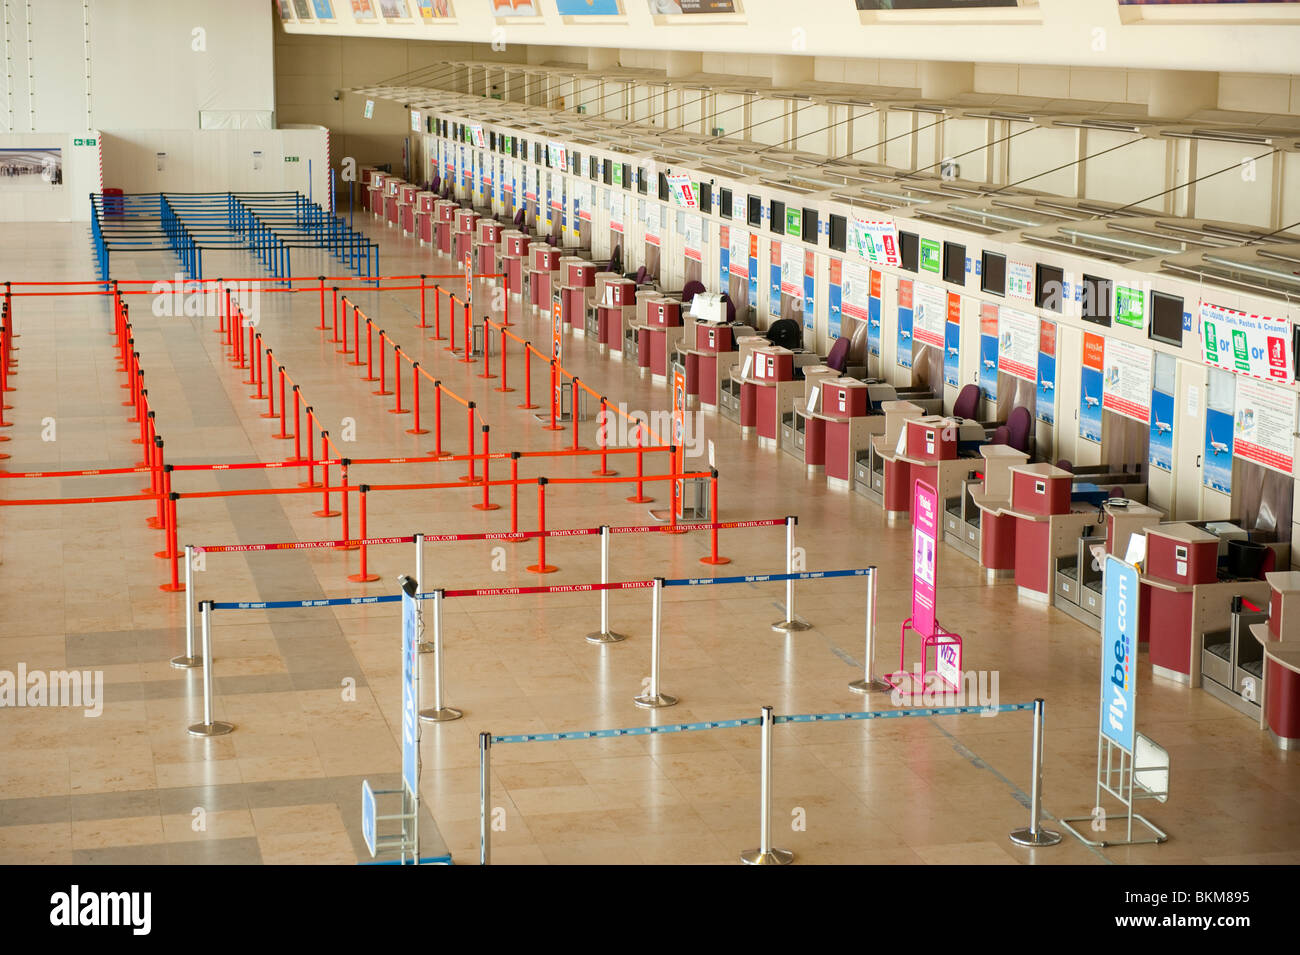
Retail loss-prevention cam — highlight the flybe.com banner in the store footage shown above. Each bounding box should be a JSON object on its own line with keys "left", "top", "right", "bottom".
{"left": 1100, "top": 556, "right": 1138, "bottom": 753}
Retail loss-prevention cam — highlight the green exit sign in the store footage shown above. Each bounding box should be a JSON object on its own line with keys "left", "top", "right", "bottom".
{"left": 285, "top": 156, "right": 300, "bottom": 163}
{"left": 73, "top": 138, "right": 96, "bottom": 146}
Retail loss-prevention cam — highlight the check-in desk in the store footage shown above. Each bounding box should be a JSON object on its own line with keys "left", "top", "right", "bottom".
{"left": 592, "top": 278, "right": 637, "bottom": 358}
{"left": 474, "top": 219, "right": 502, "bottom": 276}
{"left": 634, "top": 297, "right": 684, "bottom": 381}
{"left": 360, "top": 167, "right": 378, "bottom": 213}
{"left": 367, "top": 171, "right": 387, "bottom": 218}
{"left": 873, "top": 415, "right": 980, "bottom": 526}
{"left": 782, "top": 366, "right": 841, "bottom": 465}
{"left": 500, "top": 232, "right": 530, "bottom": 295}
{"left": 453, "top": 209, "right": 479, "bottom": 261}
{"left": 430, "top": 199, "right": 455, "bottom": 254}
{"left": 1248, "top": 573, "right": 1300, "bottom": 749}
{"left": 559, "top": 260, "right": 597, "bottom": 334}
{"left": 382, "top": 178, "right": 404, "bottom": 227}
{"left": 677, "top": 322, "right": 737, "bottom": 411}
{"left": 415, "top": 192, "right": 437, "bottom": 245}
{"left": 813, "top": 379, "right": 884, "bottom": 488}
{"left": 739, "top": 346, "right": 799, "bottom": 447}
{"left": 525, "top": 245, "right": 561, "bottom": 310}
{"left": 398, "top": 184, "right": 417, "bottom": 237}
{"left": 1002, "top": 463, "right": 1104, "bottom": 602}
{"left": 964, "top": 446, "right": 1031, "bottom": 581}
{"left": 860, "top": 400, "right": 924, "bottom": 509}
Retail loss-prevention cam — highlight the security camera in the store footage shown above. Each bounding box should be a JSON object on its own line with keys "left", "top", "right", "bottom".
{"left": 332, "top": 90, "right": 341, "bottom": 101}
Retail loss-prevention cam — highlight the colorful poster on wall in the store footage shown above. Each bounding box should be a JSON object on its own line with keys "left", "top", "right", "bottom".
{"left": 804, "top": 251, "right": 817, "bottom": 335}
{"left": 1115, "top": 284, "right": 1146, "bottom": 330}
{"left": 1036, "top": 321, "right": 1056, "bottom": 425}
{"left": 828, "top": 258, "right": 843, "bottom": 340}
{"left": 684, "top": 214, "right": 703, "bottom": 262}
{"left": 1200, "top": 301, "right": 1292, "bottom": 383}
{"left": 277, "top": 0, "right": 295, "bottom": 19}
{"left": 0, "top": 148, "right": 62, "bottom": 189}
{"left": 858, "top": 1, "right": 1017, "bottom": 8}
{"left": 416, "top": 0, "right": 453, "bottom": 19}
{"left": 313, "top": 0, "right": 337, "bottom": 18}
{"left": 1233, "top": 376, "right": 1297, "bottom": 475}
{"left": 1149, "top": 389, "right": 1174, "bottom": 473}
{"left": 293, "top": 0, "right": 315, "bottom": 19}
{"left": 719, "top": 224, "right": 730, "bottom": 288}
{"left": 780, "top": 242, "right": 802, "bottom": 298}
{"left": 401, "top": 590, "right": 419, "bottom": 794}
{"left": 997, "top": 306, "right": 1038, "bottom": 381}
{"left": 897, "top": 279, "right": 914, "bottom": 369}
{"left": 492, "top": 0, "right": 539, "bottom": 15}
{"left": 728, "top": 227, "right": 747, "bottom": 278}
{"left": 1203, "top": 407, "right": 1234, "bottom": 495}
{"left": 919, "top": 238, "right": 941, "bottom": 276}
{"left": 979, "top": 303, "right": 999, "bottom": 401}
{"left": 1099, "top": 555, "right": 1139, "bottom": 755}
{"left": 841, "top": 261, "right": 871, "bottom": 342}
{"left": 609, "top": 190, "right": 623, "bottom": 232}
{"left": 352, "top": 0, "right": 377, "bottom": 19}
{"left": 1080, "top": 332, "right": 1105, "bottom": 444}
{"left": 943, "top": 304, "right": 960, "bottom": 389}
{"left": 748, "top": 233, "right": 759, "bottom": 306}
{"left": 650, "top": 0, "right": 737, "bottom": 11}
{"left": 1006, "top": 260, "right": 1034, "bottom": 302}
{"left": 911, "top": 281, "right": 945, "bottom": 348}
{"left": 666, "top": 174, "right": 697, "bottom": 208}
{"left": 378, "top": 0, "right": 410, "bottom": 17}
{"left": 848, "top": 217, "right": 900, "bottom": 267}
{"left": 868, "top": 268, "right": 882, "bottom": 356}
{"left": 769, "top": 241, "right": 783, "bottom": 318}
{"left": 1102, "top": 338, "right": 1153, "bottom": 423}
{"left": 786, "top": 207, "right": 802, "bottom": 239}
{"left": 558, "top": 0, "right": 621, "bottom": 12}
{"left": 912, "top": 480, "right": 940, "bottom": 640}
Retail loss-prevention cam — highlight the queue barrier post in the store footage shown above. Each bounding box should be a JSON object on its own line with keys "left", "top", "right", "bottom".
{"left": 1008, "top": 699, "right": 1062, "bottom": 848}
{"left": 406, "top": 363, "right": 428, "bottom": 435}
{"left": 700, "top": 469, "right": 730, "bottom": 566}
{"left": 187, "top": 601, "right": 234, "bottom": 738}
{"left": 272, "top": 366, "right": 290, "bottom": 439}
{"left": 585, "top": 526, "right": 627, "bottom": 645}
{"left": 262, "top": 349, "right": 276, "bottom": 418}
{"left": 592, "top": 397, "right": 616, "bottom": 477}
{"left": 446, "top": 294, "right": 457, "bottom": 353}
{"left": 290, "top": 385, "right": 302, "bottom": 461}
{"left": 315, "top": 431, "right": 340, "bottom": 518}
{"left": 252, "top": 334, "right": 265, "bottom": 399}
{"left": 526, "top": 478, "right": 557, "bottom": 574}
{"left": 518, "top": 342, "right": 537, "bottom": 410}
{"left": 147, "top": 433, "right": 163, "bottom": 526}
{"left": 509, "top": 452, "right": 521, "bottom": 539}
{"left": 477, "top": 321, "right": 495, "bottom": 379}
{"left": 418, "top": 275, "right": 427, "bottom": 329}
{"left": 350, "top": 306, "right": 364, "bottom": 365}
{"left": 473, "top": 426, "right": 498, "bottom": 511}
{"left": 298, "top": 408, "right": 321, "bottom": 488}
{"left": 626, "top": 421, "right": 652, "bottom": 504}
{"left": 243, "top": 322, "right": 257, "bottom": 385}
{"left": 849, "top": 566, "right": 890, "bottom": 694}
{"left": 462, "top": 403, "right": 478, "bottom": 484}
{"left": 739, "top": 706, "right": 793, "bottom": 865}
{"left": 335, "top": 462, "right": 358, "bottom": 550}
{"left": 633, "top": 578, "right": 676, "bottom": 708}
{"left": 429, "top": 284, "right": 445, "bottom": 341}
{"left": 419, "top": 589, "right": 463, "bottom": 723}
{"left": 171, "top": 545, "right": 202, "bottom": 668}
{"left": 331, "top": 286, "right": 341, "bottom": 343}
{"left": 390, "top": 346, "right": 408, "bottom": 414}
{"left": 495, "top": 326, "right": 512, "bottom": 392}
{"left": 347, "top": 485, "right": 380, "bottom": 582}
{"left": 431, "top": 380, "right": 448, "bottom": 458}
{"left": 479, "top": 732, "right": 491, "bottom": 866}
{"left": 544, "top": 361, "right": 562, "bottom": 432}
{"left": 461, "top": 302, "right": 472, "bottom": 363}
{"left": 364, "top": 322, "right": 380, "bottom": 385}
{"left": 772, "top": 516, "right": 811, "bottom": 633}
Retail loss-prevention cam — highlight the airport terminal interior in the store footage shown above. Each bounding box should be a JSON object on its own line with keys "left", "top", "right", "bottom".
{"left": 1, "top": 0, "right": 1300, "bottom": 874}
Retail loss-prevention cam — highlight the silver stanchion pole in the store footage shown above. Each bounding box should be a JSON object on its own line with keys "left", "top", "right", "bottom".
{"left": 419, "top": 589, "right": 463, "bottom": 722}
{"left": 171, "top": 544, "right": 202, "bottom": 668}
{"left": 479, "top": 731, "right": 491, "bottom": 866}
{"left": 187, "top": 601, "right": 234, "bottom": 737}
{"left": 586, "top": 525, "right": 627, "bottom": 644}
{"left": 1010, "top": 698, "right": 1062, "bottom": 847}
{"left": 849, "top": 565, "right": 890, "bottom": 693}
{"left": 414, "top": 533, "right": 433, "bottom": 653}
{"left": 740, "top": 705, "right": 793, "bottom": 865}
{"left": 772, "top": 516, "right": 810, "bottom": 632}
{"left": 634, "top": 577, "right": 677, "bottom": 708}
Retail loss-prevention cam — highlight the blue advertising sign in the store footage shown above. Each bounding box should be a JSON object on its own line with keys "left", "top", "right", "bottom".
{"left": 979, "top": 332, "right": 998, "bottom": 401}
{"left": 828, "top": 261, "right": 843, "bottom": 340}
{"left": 1203, "top": 407, "right": 1233, "bottom": 494}
{"left": 747, "top": 249, "right": 758, "bottom": 306}
{"left": 1149, "top": 389, "right": 1174, "bottom": 473}
{"left": 943, "top": 321, "right": 960, "bottom": 388}
{"left": 1079, "top": 365, "right": 1103, "bottom": 443}
{"left": 557, "top": 0, "right": 620, "bottom": 12}
{"left": 1036, "top": 322, "right": 1056, "bottom": 426}
{"left": 867, "top": 290, "right": 881, "bottom": 357}
{"left": 896, "top": 305, "right": 914, "bottom": 369}
{"left": 401, "top": 590, "right": 419, "bottom": 796}
{"left": 803, "top": 261, "right": 815, "bottom": 335}
{"left": 769, "top": 248, "right": 781, "bottom": 319}
{"left": 1100, "top": 556, "right": 1138, "bottom": 753}
{"left": 361, "top": 779, "right": 377, "bottom": 857}
{"left": 719, "top": 232, "right": 729, "bottom": 290}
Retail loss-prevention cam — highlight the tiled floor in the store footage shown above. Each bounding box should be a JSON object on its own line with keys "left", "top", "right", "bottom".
{"left": 1, "top": 215, "right": 1298, "bottom": 866}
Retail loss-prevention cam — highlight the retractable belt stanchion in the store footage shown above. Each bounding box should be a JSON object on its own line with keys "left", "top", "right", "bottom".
{"left": 365, "top": 322, "right": 380, "bottom": 385}
{"left": 739, "top": 706, "right": 793, "bottom": 865}
{"left": 570, "top": 378, "right": 585, "bottom": 450}
{"left": 298, "top": 408, "right": 321, "bottom": 488}
{"left": 347, "top": 485, "right": 380, "bottom": 582}
{"left": 495, "top": 326, "right": 512, "bottom": 392}
{"left": 418, "top": 275, "right": 428, "bottom": 329}
{"left": 171, "top": 545, "right": 202, "bottom": 668}
{"left": 336, "top": 462, "right": 358, "bottom": 550}
{"left": 407, "top": 363, "right": 428, "bottom": 434}
{"left": 432, "top": 381, "right": 449, "bottom": 458}
{"left": 350, "top": 305, "right": 364, "bottom": 366}
{"left": 419, "top": 589, "right": 463, "bottom": 723}
{"left": 315, "top": 431, "right": 339, "bottom": 518}
{"left": 526, "top": 478, "right": 557, "bottom": 574}
{"left": 592, "top": 397, "right": 616, "bottom": 476}
{"left": 479, "top": 731, "right": 492, "bottom": 866}
{"left": 509, "top": 452, "right": 522, "bottom": 539}
{"left": 446, "top": 294, "right": 457, "bottom": 353}
{"left": 390, "top": 346, "right": 408, "bottom": 414}
{"left": 1009, "top": 699, "right": 1062, "bottom": 847}
{"left": 331, "top": 286, "right": 341, "bottom": 343}
{"left": 585, "top": 526, "right": 627, "bottom": 645}
{"left": 544, "top": 360, "right": 562, "bottom": 431}
{"left": 633, "top": 578, "right": 676, "bottom": 708}
{"left": 518, "top": 342, "right": 537, "bottom": 410}
{"left": 474, "top": 426, "right": 498, "bottom": 511}
{"left": 849, "top": 566, "right": 890, "bottom": 694}
{"left": 772, "top": 516, "right": 811, "bottom": 632}
{"left": 462, "top": 403, "right": 478, "bottom": 483}
{"left": 317, "top": 276, "right": 327, "bottom": 330}
{"left": 626, "top": 421, "right": 651, "bottom": 504}
{"left": 429, "top": 284, "right": 445, "bottom": 341}
{"left": 415, "top": 534, "right": 433, "bottom": 654}
{"left": 187, "top": 602, "right": 234, "bottom": 737}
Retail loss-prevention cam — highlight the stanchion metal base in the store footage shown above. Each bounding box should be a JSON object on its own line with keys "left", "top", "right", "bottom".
{"left": 472, "top": 502, "right": 501, "bottom": 511}
{"left": 585, "top": 630, "right": 627, "bottom": 645}
{"left": 406, "top": 428, "right": 430, "bottom": 435}
{"left": 313, "top": 509, "right": 341, "bottom": 518}
{"left": 347, "top": 573, "right": 381, "bottom": 582}
{"left": 847, "top": 677, "right": 892, "bottom": 694}
{"left": 334, "top": 543, "right": 360, "bottom": 552}
{"left": 170, "top": 654, "right": 202, "bottom": 669}
{"left": 626, "top": 495, "right": 653, "bottom": 504}
{"left": 160, "top": 583, "right": 186, "bottom": 593}
{"left": 187, "top": 720, "right": 234, "bottom": 737}
{"left": 700, "top": 556, "right": 731, "bottom": 565}
{"left": 526, "top": 564, "right": 559, "bottom": 574}
{"left": 772, "top": 619, "right": 812, "bottom": 633}
{"left": 1008, "top": 826, "right": 1063, "bottom": 847}
{"left": 297, "top": 481, "right": 324, "bottom": 489}
{"left": 633, "top": 692, "right": 678, "bottom": 709}
{"left": 740, "top": 847, "right": 793, "bottom": 865}
{"left": 419, "top": 706, "right": 464, "bottom": 723}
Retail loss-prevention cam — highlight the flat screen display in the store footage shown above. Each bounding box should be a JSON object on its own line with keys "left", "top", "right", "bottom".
{"left": 899, "top": 231, "right": 919, "bottom": 272}
{"left": 802, "top": 208, "right": 818, "bottom": 244}
{"left": 1081, "top": 273, "right": 1111, "bottom": 326}
{"left": 769, "top": 200, "right": 785, "bottom": 235}
{"left": 1035, "top": 263, "right": 1065, "bottom": 313}
{"left": 980, "top": 252, "right": 1005, "bottom": 296}
{"left": 828, "top": 214, "right": 847, "bottom": 253}
{"left": 943, "top": 242, "right": 965, "bottom": 286}
{"left": 747, "top": 195, "right": 762, "bottom": 228}
{"left": 719, "top": 187, "right": 732, "bottom": 219}
{"left": 699, "top": 183, "right": 712, "bottom": 214}
{"left": 1149, "top": 292, "right": 1184, "bottom": 346}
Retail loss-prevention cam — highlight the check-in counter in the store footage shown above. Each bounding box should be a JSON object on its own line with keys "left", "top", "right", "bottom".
{"left": 434, "top": 199, "right": 458, "bottom": 254}
{"left": 500, "top": 231, "right": 530, "bottom": 295}
{"left": 415, "top": 191, "right": 437, "bottom": 245}
{"left": 383, "top": 177, "right": 405, "bottom": 228}
{"left": 873, "top": 414, "right": 981, "bottom": 526}
{"left": 559, "top": 259, "right": 597, "bottom": 334}
{"left": 475, "top": 219, "right": 503, "bottom": 277}
{"left": 592, "top": 278, "right": 637, "bottom": 358}
{"left": 1000, "top": 463, "right": 1099, "bottom": 602}
{"left": 526, "top": 245, "right": 562, "bottom": 310}
{"left": 783, "top": 366, "right": 842, "bottom": 467}
{"left": 360, "top": 167, "right": 378, "bottom": 213}
{"left": 453, "top": 209, "right": 479, "bottom": 261}
{"left": 634, "top": 296, "right": 684, "bottom": 381}
{"left": 812, "top": 378, "right": 885, "bottom": 488}
{"left": 399, "top": 184, "right": 418, "bottom": 237}
{"left": 966, "top": 445, "right": 1031, "bottom": 581}
{"left": 367, "top": 170, "right": 387, "bottom": 218}
{"left": 1248, "top": 572, "right": 1300, "bottom": 749}
{"left": 740, "top": 345, "right": 799, "bottom": 448}
{"left": 677, "top": 321, "right": 737, "bottom": 411}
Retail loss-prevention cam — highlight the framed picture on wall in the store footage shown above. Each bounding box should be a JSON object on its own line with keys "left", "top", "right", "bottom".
{"left": 378, "top": 0, "right": 411, "bottom": 18}
{"left": 351, "top": 0, "right": 378, "bottom": 20}
{"left": 292, "top": 0, "right": 313, "bottom": 20}
{"left": 312, "top": 0, "right": 337, "bottom": 18}
{"left": 275, "top": 0, "right": 295, "bottom": 19}
{"left": 416, "top": 0, "right": 453, "bottom": 19}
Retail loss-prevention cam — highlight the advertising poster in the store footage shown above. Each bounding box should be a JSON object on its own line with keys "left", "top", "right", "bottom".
{"left": 277, "top": 0, "right": 295, "bottom": 19}
{"left": 416, "top": 1, "right": 453, "bottom": 20}
{"left": 780, "top": 241, "right": 802, "bottom": 297}
{"left": 728, "top": 227, "right": 748, "bottom": 278}
{"left": 719, "top": 224, "right": 730, "bottom": 288}
{"left": 1006, "top": 260, "right": 1034, "bottom": 302}
{"left": 609, "top": 190, "right": 623, "bottom": 232}
{"left": 1203, "top": 407, "right": 1233, "bottom": 494}
{"left": 1200, "top": 301, "right": 1292, "bottom": 383}
{"left": 492, "top": 0, "right": 538, "bottom": 16}
{"left": 1115, "top": 284, "right": 1145, "bottom": 330}
{"left": 943, "top": 317, "right": 961, "bottom": 389}
{"left": 840, "top": 262, "right": 870, "bottom": 342}
{"left": 558, "top": 0, "right": 621, "bottom": 12}
{"left": 919, "top": 238, "right": 941, "bottom": 276}
{"left": 868, "top": 268, "right": 882, "bottom": 356}
{"left": 858, "top": 1, "right": 1017, "bottom": 7}
{"left": 848, "top": 217, "right": 900, "bottom": 267}
{"left": 748, "top": 233, "right": 759, "bottom": 305}
{"left": 803, "top": 250, "right": 817, "bottom": 334}
{"left": 1149, "top": 388, "right": 1174, "bottom": 473}
{"left": 911, "top": 280, "right": 946, "bottom": 348}
{"left": 293, "top": 0, "right": 315, "bottom": 18}
{"left": 313, "top": 0, "right": 337, "bottom": 18}
{"left": 0, "top": 148, "right": 62, "bottom": 189}
{"left": 897, "top": 279, "right": 914, "bottom": 369}
{"left": 1100, "top": 556, "right": 1138, "bottom": 754}
{"left": 997, "top": 306, "right": 1038, "bottom": 381}
{"left": 684, "top": 214, "right": 703, "bottom": 262}
{"left": 667, "top": 173, "right": 697, "bottom": 208}
{"left": 770, "top": 241, "right": 782, "bottom": 318}
{"left": 785, "top": 206, "right": 802, "bottom": 239}
{"left": 1036, "top": 320, "right": 1056, "bottom": 425}
{"left": 1102, "top": 338, "right": 1153, "bottom": 423}
{"left": 651, "top": 0, "right": 737, "bottom": 12}
{"left": 672, "top": 369, "right": 687, "bottom": 518}
{"left": 378, "top": 0, "right": 410, "bottom": 16}
{"left": 912, "top": 480, "right": 940, "bottom": 640}
{"left": 979, "top": 303, "right": 999, "bottom": 401}
{"left": 1080, "top": 332, "right": 1104, "bottom": 443}
{"left": 401, "top": 590, "right": 419, "bottom": 795}
{"left": 1233, "top": 376, "right": 1297, "bottom": 474}
{"left": 828, "top": 258, "right": 843, "bottom": 340}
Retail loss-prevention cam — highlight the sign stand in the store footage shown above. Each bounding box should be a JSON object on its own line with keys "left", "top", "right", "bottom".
{"left": 359, "top": 575, "right": 422, "bottom": 863}
{"left": 886, "top": 479, "right": 963, "bottom": 698}
{"left": 1059, "top": 556, "right": 1169, "bottom": 847}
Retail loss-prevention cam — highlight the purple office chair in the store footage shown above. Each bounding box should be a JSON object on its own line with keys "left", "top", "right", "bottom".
{"left": 725, "top": 298, "right": 737, "bottom": 324}
{"left": 546, "top": 234, "right": 558, "bottom": 247}
{"left": 682, "top": 280, "right": 706, "bottom": 303}
{"left": 1055, "top": 459, "right": 1073, "bottom": 473}
{"left": 1006, "top": 406, "right": 1032, "bottom": 454}
{"left": 513, "top": 208, "right": 525, "bottom": 229}
{"left": 608, "top": 244, "right": 622, "bottom": 273}
{"left": 952, "top": 383, "right": 980, "bottom": 421}
{"left": 992, "top": 425, "right": 1010, "bottom": 446}
{"left": 826, "top": 337, "right": 851, "bottom": 374}
{"left": 431, "top": 175, "right": 441, "bottom": 193}
{"left": 1109, "top": 486, "right": 1124, "bottom": 499}
{"left": 634, "top": 265, "right": 648, "bottom": 286}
